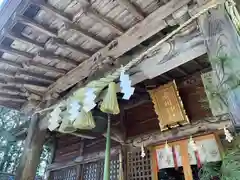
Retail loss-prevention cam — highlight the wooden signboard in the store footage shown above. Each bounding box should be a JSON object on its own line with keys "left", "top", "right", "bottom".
{"left": 148, "top": 80, "right": 189, "bottom": 131}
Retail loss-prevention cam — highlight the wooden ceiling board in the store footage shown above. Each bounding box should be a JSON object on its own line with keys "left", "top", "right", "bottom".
{"left": 0, "top": 0, "right": 199, "bottom": 111}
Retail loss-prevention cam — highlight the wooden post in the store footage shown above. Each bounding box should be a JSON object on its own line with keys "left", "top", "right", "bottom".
{"left": 197, "top": 1, "right": 240, "bottom": 130}
{"left": 15, "top": 113, "right": 47, "bottom": 180}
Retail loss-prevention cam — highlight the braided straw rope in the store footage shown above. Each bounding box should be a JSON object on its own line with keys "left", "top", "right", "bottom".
{"left": 36, "top": 0, "right": 224, "bottom": 114}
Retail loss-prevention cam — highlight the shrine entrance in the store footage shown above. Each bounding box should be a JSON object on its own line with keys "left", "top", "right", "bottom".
{"left": 151, "top": 134, "right": 223, "bottom": 180}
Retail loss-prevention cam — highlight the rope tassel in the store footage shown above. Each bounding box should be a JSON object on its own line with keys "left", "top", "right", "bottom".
{"left": 100, "top": 82, "right": 120, "bottom": 114}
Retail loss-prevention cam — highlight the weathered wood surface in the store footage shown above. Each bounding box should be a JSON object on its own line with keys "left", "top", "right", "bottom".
{"left": 45, "top": 0, "right": 191, "bottom": 96}
{"left": 124, "top": 73, "right": 213, "bottom": 137}
{"left": 15, "top": 114, "right": 47, "bottom": 180}
{"left": 178, "top": 72, "right": 212, "bottom": 121}
{"left": 116, "top": 0, "right": 145, "bottom": 21}
{"left": 197, "top": 2, "right": 240, "bottom": 130}
{"left": 47, "top": 146, "right": 120, "bottom": 171}
{"left": 126, "top": 115, "right": 230, "bottom": 148}
{"left": 129, "top": 30, "right": 206, "bottom": 85}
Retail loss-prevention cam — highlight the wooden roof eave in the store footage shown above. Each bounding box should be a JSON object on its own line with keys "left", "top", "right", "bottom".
{"left": 44, "top": 0, "right": 191, "bottom": 96}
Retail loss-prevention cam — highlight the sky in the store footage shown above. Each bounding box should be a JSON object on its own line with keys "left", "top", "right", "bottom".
{"left": 0, "top": 0, "right": 4, "bottom": 7}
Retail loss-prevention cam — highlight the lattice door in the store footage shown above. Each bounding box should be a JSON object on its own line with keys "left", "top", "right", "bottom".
{"left": 83, "top": 157, "right": 119, "bottom": 180}
{"left": 50, "top": 166, "right": 78, "bottom": 180}
{"left": 83, "top": 162, "right": 99, "bottom": 180}
{"left": 127, "top": 149, "right": 152, "bottom": 180}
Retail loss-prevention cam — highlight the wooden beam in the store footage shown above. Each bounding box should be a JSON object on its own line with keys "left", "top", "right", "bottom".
{"left": 0, "top": 58, "right": 23, "bottom": 68}
{"left": 14, "top": 14, "right": 57, "bottom": 37}
{"left": 24, "top": 61, "right": 67, "bottom": 74}
{"left": 0, "top": 68, "right": 55, "bottom": 83}
{"left": 0, "top": 58, "right": 57, "bottom": 82}
{"left": 0, "top": 44, "right": 34, "bottom": 59}
{"left": 31, "top": 0, "right": 72, "bottom": 23}
{"left": 47, "top": 146, "right": 120, "bottom": 171}
{"left": 29, "top": 0, "right": 108, "bottom": 47}
{"left": 0, "top": 92, "right": 27, "bottom": 102}
{"left": 160, "top": 74, "right": 172, "bottom": 81}
{"left": 75, "top": 6, "right": 124, "bottom": 35}
{"left": 0, "top": 52, "right": 67, "bottom": 75}
{"left": 24, "top": 87, "right": 44, "bottom": 97}
{"left": 34, "top": 0, "right": 124, "bottom": 36}
{"left": 17, "top": 69, "right": 56, "bottom": 82}
{"left": 62, "top": 22, "right": 106, "bottom": 46}
{"left": 126, "top": 115, "right": 231, "bottom": 148}
{"left": 0, "top": 85, "right": 25, "bottom": 94}
{"left": 176, "top": 67, "right": 188, "bottom": 75}
{"left": 47, "top": 38, "right": 93, "bottom": 57}
{"left": 192, "top": 60, "right": 203, "bottom": 68}
{"left": 0, "top": 76, "right": 51, "bottom": 87}
{"left": 116, "top": 0, "right": 144, "bottom": 21}
{"left": 45, "top": 0, "right": 191, "bottom": 95}
{"left": 130, "top": 30, "right": 206, "bottom": 84}
{"left": 0, "top": 100, "right": 22, "bottom": 110}
{"left": 0, "top": 89, "right": 27, "bottom": 97}
{"left": 2, "top": 30, "right": 45, "bottom": 49}
{"left": 15, "top": 114, "right": 47, "bottom": 180}
{"left": 38, "top": 50, "right": 79, "bottom": 66}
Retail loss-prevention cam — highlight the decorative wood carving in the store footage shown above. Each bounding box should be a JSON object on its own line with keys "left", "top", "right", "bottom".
{"left": 129, "top": 30, "right": 206, "bottom": 85}
{"left": 197, "top": 2, "right": 240, "bottom": 130}
{"left": 148, "top": 80, "right": 189, "bottom": 131}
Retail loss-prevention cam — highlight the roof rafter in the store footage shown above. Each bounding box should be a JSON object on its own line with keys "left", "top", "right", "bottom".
{"left": 0, "top": 46, "right": 69, "bottom": 74}
{"left": 0, "top": 100, "right": 23, "bottom": 110}
{"left": 15, "top": 12, "right": 106, "bottom": 47}
{"left": 62, "top": 22, "right": 106, "bottom": 46}
{"left": 74, "top": 6, "right": 124, "bottom": 35}
{"left": 0, "top": 85, "right": 26, "bottom": 95}
{"left": 33, "top": 0, "right": 124, "bottom": 36}
{"left": 47, "top": 38, "right": 93, "bottom": 57}
{"left": 2, "top": 30, "right": 45, "bottom": 49}
{"left": 14, "top": 14, "right": 57, "bottom": 37}
{"left": 44, "top": 0, "right": 191, "bottom": 95}
{"left": 31, "top": 0, "right": 72, "bottom": 22}
{"left": 0, "top": 76, "right": 51, "bottom": 87}
{"left": 116, "top": 0, "right": 145, "bottom": 21}
{"left": 0, "top": 92, "right": 27, "bottom": 102}
{"left": 38, "top": 50, "right": 79, "bottom": 66}
{"left": 0, "top": 58, "right": 56, "bottom": 82}
{"left": 0, "top": 44, "right": 34, "bottom": 60}
{"left": 0, "top": 57, "right": 23, "bottom": 68}
{"left": 24, "top": 61, "right": 67, "bottom": 74}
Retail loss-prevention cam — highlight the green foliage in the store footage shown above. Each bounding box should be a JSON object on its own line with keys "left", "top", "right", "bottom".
{"left": 0, "top": 106, "right": 51, "bottom": 177}
{"left": 220, "top": 147, "right": 240, "bottom": 180}
{"left": 199, "top": 162, "right": 221, "bottom": 180}
{"left": 199, "top": 138, "right": 240, "bottom": 180}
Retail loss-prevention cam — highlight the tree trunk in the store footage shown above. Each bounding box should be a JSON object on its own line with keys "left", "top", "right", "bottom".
{"left": 15, "top": 114, "right": 47, "bottom": 180}
{"left": 197, "top": 1, "right": 240, "bottom": 130}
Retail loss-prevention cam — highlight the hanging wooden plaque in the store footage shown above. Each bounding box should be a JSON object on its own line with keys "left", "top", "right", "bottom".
{"left": 148, "top": 80, "right": 189, "bottom": 131}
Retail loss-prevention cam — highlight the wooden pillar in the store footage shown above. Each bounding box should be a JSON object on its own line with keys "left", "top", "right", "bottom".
{"left": 197, "top": 0, "right": 240, "bottom": 130}
{"left": 15, "top": 113, "right": 47, "bottom": 180}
